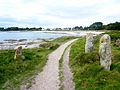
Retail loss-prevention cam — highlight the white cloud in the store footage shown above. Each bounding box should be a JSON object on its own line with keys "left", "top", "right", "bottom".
{"left": 99, "top": 4, "right": 120, "bottom": 16}
{"left": 0, "top": 0, "right": 120, "bottom": 28}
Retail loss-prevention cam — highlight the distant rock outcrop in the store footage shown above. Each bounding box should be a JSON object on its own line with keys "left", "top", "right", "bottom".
{"left": 85, "top": 33, "right": 94, "bottom": 53}
{"left": 99, "top": 34, "right": 111, "bottom": 70}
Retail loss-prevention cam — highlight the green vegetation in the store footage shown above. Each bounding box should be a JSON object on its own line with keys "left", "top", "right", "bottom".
{"left": 0, "top": 48, "right": 52, "bottom": 90}
{"left": 74, "top": 21, "right": 120, "bottom": 30}
{"left": 59, "top": 40, "right": 78, "bottom": 90}
{"left": 89, "top": 22, "right": 120, "bottom": 30}
{"left": 89, "top": 22, "right": 103, "bottom": 30}
{"left": 104, "top": 22, "right": 120, "bottom": 30}
{"left": 59, "top": 51, "right": 64, "bottom": 90}
{"left": 51, "top": 36, "right": 77, "bottom": 44}
{"left": 1, "top": 21, "right": 120, "bottom": 31}
{"left": 0, "top": 36, "right": 77, "bottom": 90}
{"left": 70, "top": 31, "right": 120, "bottom": 90}
{"left": 0, "top": 27, "right": 42, "bottom": 31}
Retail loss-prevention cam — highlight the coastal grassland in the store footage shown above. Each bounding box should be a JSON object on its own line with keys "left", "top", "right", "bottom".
{"left": 70, "top": 31, "right": 120, "bottom": 90}
{"left": 51, "top": 36, "right": 78, "bottom": 44}
{"left": 0, "top": 48, "right": 52, "bottom": 90}
{"left": 0, "top": 36, "right": 77, "bottom": 90}
{"left": 40, "top": 36, "right": 77, "bottom": 50}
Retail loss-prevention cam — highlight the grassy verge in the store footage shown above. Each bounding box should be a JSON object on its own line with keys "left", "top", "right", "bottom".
{"left": 59, "top": 53, "right": 64, "bottom": 90}
{"left": 59, "top": 43, "right": 72, "bottom": 90}
{"left": 0, "top": 48, "right": 52, "bottom": 90}
{"left": 0, "top": 36, "right": 77, "bottom": 90}
{"left": 70, "top": 31, "right": 120, "bottom": 90}
{"left": 51, "top": 36, "right": 78, "bottom": 44}
{"left": 59, "top": 39, "right": 78, "bottom": 90}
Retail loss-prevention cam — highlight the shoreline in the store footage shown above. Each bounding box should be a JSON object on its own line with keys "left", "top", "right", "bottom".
{"left": 0, "top": 31, "right": 104, "bottom": 50}
{"left": 0, "top": 38, "right": 54, "bottom": 50}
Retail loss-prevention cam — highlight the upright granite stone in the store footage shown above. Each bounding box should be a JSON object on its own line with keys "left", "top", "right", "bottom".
{"left": 85, "top": 33, "right": 94, "bottom": 53}
{"left": 99, "top": 34, "right": 111, "bottom": 70}
{"left": 14, "top": 46, "right": 25, "bottom": 60}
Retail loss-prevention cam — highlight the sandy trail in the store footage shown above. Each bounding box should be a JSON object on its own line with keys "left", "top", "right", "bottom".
{"left": 22, "top": 39, "right": 78, "bottom": 90}
{"left": 62, "top": 46, "right": 75, "bottom": 90}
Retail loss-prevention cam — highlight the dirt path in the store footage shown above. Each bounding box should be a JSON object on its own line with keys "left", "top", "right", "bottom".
{"left": 62, "top": 46, "right": 75, "bottom": 90}
{"left": 21, "top": 39, "right": 78, "bottom": 90}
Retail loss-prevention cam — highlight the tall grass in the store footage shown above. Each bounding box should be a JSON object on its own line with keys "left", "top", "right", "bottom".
{"left": 0, "top": 48, "right": 52, "bottom": 89}
{"left": 70, "top": 32, "right": 120, "bottom": 90}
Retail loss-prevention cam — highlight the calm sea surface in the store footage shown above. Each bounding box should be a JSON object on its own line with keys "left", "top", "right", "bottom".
{"left": 0, "top": 31, "right": 69, "bottom": 41}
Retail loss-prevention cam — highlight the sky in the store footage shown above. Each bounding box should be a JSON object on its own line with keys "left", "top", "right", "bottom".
{"left": 0, "top": 0, "right": 120, "bottom": 28}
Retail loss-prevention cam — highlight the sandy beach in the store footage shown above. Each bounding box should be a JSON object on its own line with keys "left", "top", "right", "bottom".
{"left": 0, "top": 31, "right": 104, "bottom": 50}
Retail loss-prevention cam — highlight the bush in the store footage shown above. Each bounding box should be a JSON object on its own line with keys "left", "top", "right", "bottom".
{"left": 40, "top": 42, "right": 60, "bottom": 50}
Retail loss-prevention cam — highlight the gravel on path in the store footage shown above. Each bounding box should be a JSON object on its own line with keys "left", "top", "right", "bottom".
{"left": 21, "top": 39, "right": 78, "bottom": 90}
{"left": 62, "top": 46, "right": 75, "bottom": 90}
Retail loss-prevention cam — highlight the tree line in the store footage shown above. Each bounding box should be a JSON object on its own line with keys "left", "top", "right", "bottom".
{"left": 0, "top": 21, "right": 120, "bottom": 31}
{"left": 72, "top": 21, "right": 120, "bottom": 30}
{"left": 0, "top": 27, "right": 42, "bottom": 31}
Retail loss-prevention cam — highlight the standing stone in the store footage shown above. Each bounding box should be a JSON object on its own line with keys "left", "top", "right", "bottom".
{"left": 85, "top": 33, "right": 94, "bottom": 53}
{"left": 14, "top": 46, "right": 25, "bottom": 60}
{"left": 99, "top": 34, "right": 111, "bottom": 70}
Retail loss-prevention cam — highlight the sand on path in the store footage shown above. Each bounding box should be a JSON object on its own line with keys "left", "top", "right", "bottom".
{"left": 23, "top": 39, "right": 78, "bottom": 90}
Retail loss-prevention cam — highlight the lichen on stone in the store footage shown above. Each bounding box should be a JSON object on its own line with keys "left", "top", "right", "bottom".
{"left": 85, "top": 33, "right": 94, "bottom": 53}
{"left": 99, "top": 34, "right": 111, "bottom": 70}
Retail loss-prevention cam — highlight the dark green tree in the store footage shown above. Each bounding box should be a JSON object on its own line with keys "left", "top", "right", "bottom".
{"left": 106, "top": 22, "right": 120, "bottom": 30}
{"left": 89, "top": 22, "right": 103, "bottom": 30}
{"left": 0, "top": 27, "right": 4, "bottom": 31}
